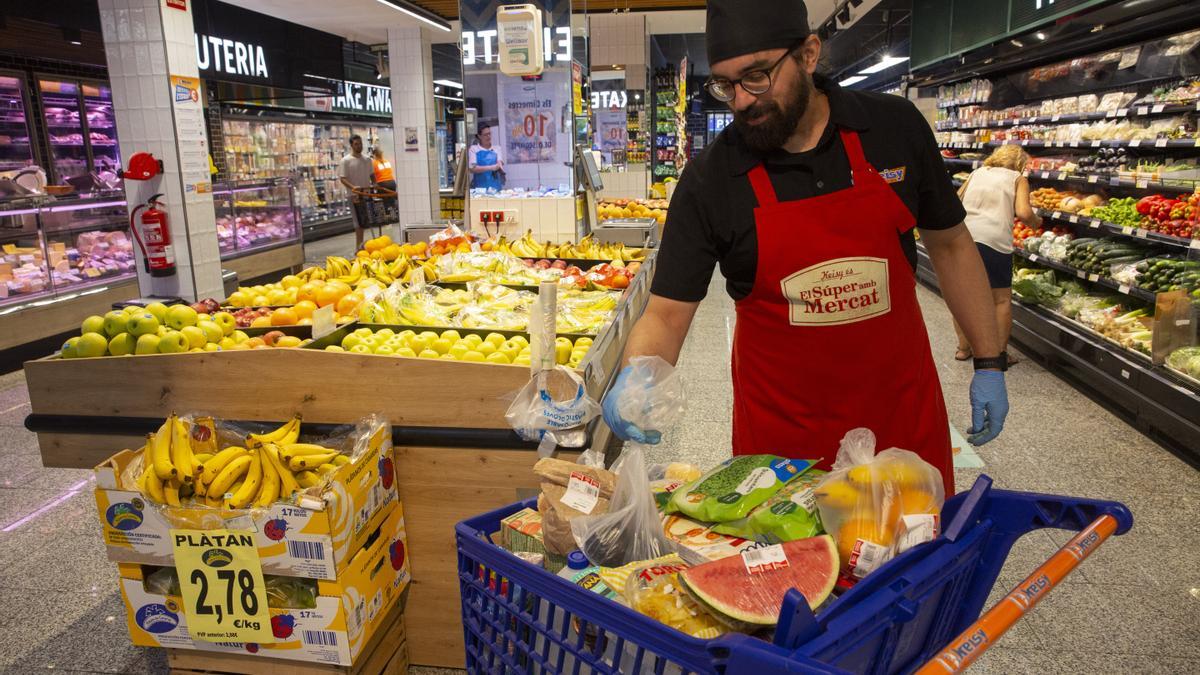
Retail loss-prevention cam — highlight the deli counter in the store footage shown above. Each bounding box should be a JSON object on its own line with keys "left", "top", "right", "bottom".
{"left": 212, "top": 179, "right": 304, "bottom": 282}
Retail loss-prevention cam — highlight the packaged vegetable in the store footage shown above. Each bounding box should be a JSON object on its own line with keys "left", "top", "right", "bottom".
{"left": 711, "top": 470, "right": 826, "bottom": 543}
{"left": 599, "top": 553, "right": 687, "bottom": 596}
{"left": 625, "top": 563, "right": 727, "bottom": 639}
{"left": 667, "top": 455, "right": 817, "bottom": 523}
{"left": 814, "top": 429, "right": 945, "bottom": 581}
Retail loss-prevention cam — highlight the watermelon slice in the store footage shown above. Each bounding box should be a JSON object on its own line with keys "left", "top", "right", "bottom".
{"left": 678, "top": 535, "right": 838, "bottom": 629}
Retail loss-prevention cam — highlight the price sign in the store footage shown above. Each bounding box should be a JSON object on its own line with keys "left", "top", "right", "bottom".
{"left": 1137, "top": 107, "right": 1148, "bottom": 116}
{"left": 1051, "top": 115, "right": 1060, "bottom": 122}
{"left": 1122, "top": 226, "right": 1134, "bottom": 235}
{"left": 1088, "top": 175, "right": 1099, "bottom": 184}
{"left": 1155, "top": 138, "right": 1168, "bottom": 148}
{"left": 1129, "top": 139, "right": 1141, "bottom": 147}
{"left": 1119, "top": 284, "right": 1131, "bottom": 295}
{"left": 171, "top": 529, "right": 273, "bottom": 643}
{"left": 1135, "top": 228, "right": 1147, "bottom": 238}
{"left": 1076, "top": 270, "right": 1086, "bottom": 279}
{"left": 1069, "top": 215, "right": 1079, "bottom": 223}
{"left": 1090, "top": 219, "right": 1101, "bottom": 229}
{"left": 312, "top": 304, "right": 336, "bottom": 340}
{"left": 1040, "top": 171, "right": 1049, "bottom": 179}
{"left": 1029, "top": 254, "right": 1039, "bottom": 262}
{"left": 1136, "top": 178, "right": 1149, "bottom": 189}
{"left": 1117, "top": 108, "right": 1129, "bottom": 117}
{"left": 1152, "top": 104, "right": 1165, "bottom": 114}
{"left": 1091, "top": 141, "right": 1101, "bottom": 147}
{"left": 1057, "top": 172, "right": 1068, "bottom": 181}
{"left": 1051, "top": 211, "right": 1062, "bottom": 220}
{"left": 1088, "top": 273, "right": 1099, "bottom": 282}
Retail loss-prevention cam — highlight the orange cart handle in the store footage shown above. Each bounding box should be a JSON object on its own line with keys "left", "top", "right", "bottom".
{"left": 916, "top": 513, "right": 1120, "bottom": 674}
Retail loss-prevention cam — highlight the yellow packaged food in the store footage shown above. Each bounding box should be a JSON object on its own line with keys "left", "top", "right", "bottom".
{"left": 624, "top": 562, "right": 726, "bottom": 639}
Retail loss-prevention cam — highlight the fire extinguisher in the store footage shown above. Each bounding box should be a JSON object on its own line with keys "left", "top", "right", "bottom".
{"left": 129, "top": 194, "right": 176, "bottom": 278}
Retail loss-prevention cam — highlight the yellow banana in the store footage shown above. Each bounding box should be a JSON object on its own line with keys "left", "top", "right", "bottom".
{"left": 289, "top": 451, "right": 338, "bottom": 472}
{"left": 280, "top": 443, "right": 335, "bottom": 464}
{"left": 295, "top": 470, "right": 321, "bottom": 489}
{"left": 204, "top": 492, "right": 223, "bottom": 509}
{"left": 170, "top": 417, "right": 195, "bottom": 482}
{"left": 248, "top": 416, "right": 301, "bottom": 445}
{"left": 209, "top": 455, "right": 252, "bottom": 497}
{"left": 193, "top": 453, "right": 214, "bottom": 465}
{"left": 316, "top": 463, "right": 338, "bottom": 476}
{"left": 226, "top": 450, "right": 263, "bottom": 509}
{"left": 201, "top": 446, "right": 250, "bottom": 484}
{"left": 256, "top": 443, "right": 280, "bottom": 508}
{"left": 150, "top": 421, "right": 176, "bottom": 481}
{"left": 164, "top": 478, "right": 182, "bottom": 507}
{"left": 144, "top": 451, "right": 166, "bottom": 504}
{"left": 264, "top": 443, "right": 301, "bottom": 499}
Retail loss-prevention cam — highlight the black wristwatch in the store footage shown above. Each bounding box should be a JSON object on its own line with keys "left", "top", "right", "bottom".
{"left": 973, "top": 354, "right": 1008, "bottom": 372}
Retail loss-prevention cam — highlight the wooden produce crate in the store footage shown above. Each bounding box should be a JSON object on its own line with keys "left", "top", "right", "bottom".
{"left": 167, "top": 603, "right": 409, "bottom": 675}
{"left": 221, "top": 241, "right": 304, "bottom": 284}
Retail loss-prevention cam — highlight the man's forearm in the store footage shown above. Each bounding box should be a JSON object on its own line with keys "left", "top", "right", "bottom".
{"left": 923, "top": 225, "right": 1002, "bottom": 357}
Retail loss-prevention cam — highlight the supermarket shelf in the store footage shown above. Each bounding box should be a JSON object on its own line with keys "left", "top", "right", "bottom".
{"left": 915, "top": 248, "right": 1200, "bottom": 465}
{"left": 1012, "top": 248, "right": 1158, "bottom": 303}
{"left": 941, "top": 156, "right": 1200, "bottom": 193}
{"left": 935, "top": 101, "right": 1200, "bottom": 131}
{"left": 939, "top": 139, "right": 1200, "bottom": 151}
{"left": 1034, "top": 208, "right": 1200, "bottom": 251}
{"left": 302, "top": 215, "right": 355, "bottom": 241}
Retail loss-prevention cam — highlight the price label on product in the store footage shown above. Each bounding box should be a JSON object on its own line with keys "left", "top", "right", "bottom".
{"left": 171, "top": 529, "right": 273, "bottom": 643}
{"left": 1069, "top": 215, "right": 1079, "bottom": 223}
{"left": 741, "top": 544, "right": 790, "bottom": 575}
{"left": 312, "top": 304, "right": 336, "bottom": 340}
{"left": 1155, "top": 139, "right": 1169, "bottom": 148}
{"left": 1088, "top": 175, "right": 1099, "bottom": 184}
{"left": 1119, "top": 284, "right": 1131, "bottom": 295}
{"left": 1129, "top": 139, "right": 1142, "bottom": 147}
{"left": 1152, "top": 104, "right": 1166, "bottom": 114}
{"left": 562, "top": 472, "right": 601, "bottom": 514}
{"left": 1177, "top": 319, "right": 1193, "bottom": 327}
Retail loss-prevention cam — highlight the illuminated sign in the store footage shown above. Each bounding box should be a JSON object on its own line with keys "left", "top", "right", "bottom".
{"left": 462, "top": 27, "right": 570, "bottom": 66}
{"left": 590, "top": 90, "right": 627, "bottom": 110}
{"left": 332, "top": 81, "right": 392, "bottom": 115}
{"left": 195, "top": 34, "right": 269, "bottom": 79}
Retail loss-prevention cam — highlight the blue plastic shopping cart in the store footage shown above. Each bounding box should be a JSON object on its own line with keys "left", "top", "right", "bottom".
{"left": 455, "top": 475, "right": 1132, "bottom": 674}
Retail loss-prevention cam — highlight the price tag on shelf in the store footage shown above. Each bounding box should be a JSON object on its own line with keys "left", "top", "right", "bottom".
{"left": 1088, "top": 175, "right": 1099, "bottom": 184}
{"left": 1152, "top": 104, "right": 1166, "bottom": 114}
{"left": 1051, "top": 211, "right": 1062, "bottom": 220}
{"left": 1136, "top": 106, "right": 1148, "bottom": 116}
{"left": 1051, "top": 115, "right": 1060, "bottom": 122}
{"left": 1030, "top": 117, "right": 1039, "bottom": 124}
{"left": 1057, "top": 172, "right": 1068, "bottom": 180}
{"left": 1136, "top": 178, "right": 1149, "bottom": 189}
{"left": 1090, "top": 140, "right": 1101, "bottom": 147}
{"left": 312, "top": 304, "right": 336, "bottom": 340}
{"left": 1121, "top": 369, "right": 1130, "bottom": 380}
{"left": 1117, "top": 108, "right": 1129, "bottom": 117}
{"left": 1106, "top": 111, "right": 1117, "bottom": 118}
{"left": 1196, "top": 101, "right": 1200, "bottom": 111}
{"left": 1119, "top": 284, "right": 1131, "bottom": 295}
{"left": 1155, "top": 139, "right": 1168, "bottom": 148}
{"left": 1076, "top": 270, "right": 1086, "bottom": 279}
{"left": 1069, "top": 215, "right": 1079, "bottom": 223}
{"left": 1110, "top": 177, "right": 1121, "bottom": 187}
{"left": 1135, "top": 228, "right": 1147, "bottom": 238}
{"left": 1090, "top": 219, "right": 1102, "bottom": 229}
{"left": 1040, "top": 171, "right": 1050, "bottom": 179}
{"left": 1129, "top": 139, "right": 1141, "bottom": 147}
{"left": 1122, "top": 226, "right": 1134, "bottom": 235}
{"left": 1088, "top": 274, "right": 1099, "bottom": 282}
{"left": 1029, "top": 254, "right": 1039, "bottom": 262}
{"left": 1190, "top": 239, "right": 1200, "bottom": 250}
{"left": 973, "top": 161, "right": 981, "bottom": 169}
{"left": 171, "top": 529, "right": 273, "bottom": 644}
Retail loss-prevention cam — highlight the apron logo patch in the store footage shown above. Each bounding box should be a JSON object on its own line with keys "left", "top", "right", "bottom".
{"left": 881, "top": 166, "right": 906, "bottom": 183}
{"left": 781, "top": 257, "right": 892, "bottom": 326}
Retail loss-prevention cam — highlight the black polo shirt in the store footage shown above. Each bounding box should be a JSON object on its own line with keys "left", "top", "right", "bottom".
{"left": 652, "top": 74, "right": 966, "bottom": 302}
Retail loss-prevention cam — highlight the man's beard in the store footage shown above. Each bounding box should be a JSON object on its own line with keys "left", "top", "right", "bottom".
{"left": 733, "top": 73, "right": 811, "bottom": 153}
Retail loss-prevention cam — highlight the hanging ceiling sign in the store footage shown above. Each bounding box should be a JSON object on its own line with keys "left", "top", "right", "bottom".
{"left": 459, "top": 0, "right": 571, "bottom": 71}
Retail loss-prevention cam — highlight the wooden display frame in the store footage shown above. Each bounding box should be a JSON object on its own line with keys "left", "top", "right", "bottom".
{"left": 220, "top": 241, "right": 304, "bottom": 284}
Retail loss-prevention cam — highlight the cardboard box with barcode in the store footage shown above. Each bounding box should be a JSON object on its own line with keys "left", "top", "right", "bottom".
{"left": 93, "top": 416, "right": 398, "bottom": 580}
{"left": 117, "top": 502, "right": 410, "bottom": 666}
{"left": 499, "top": 507, "right": 567, "bottom": 572}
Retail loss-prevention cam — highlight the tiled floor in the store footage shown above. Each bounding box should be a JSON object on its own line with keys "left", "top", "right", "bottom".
{"left": 0, "top": 242, "right": 1195, "bottom": 673}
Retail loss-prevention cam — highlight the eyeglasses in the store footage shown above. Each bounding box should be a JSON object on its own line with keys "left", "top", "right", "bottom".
{"left": 705, "top": 45, "right": 800, "bottom": 103}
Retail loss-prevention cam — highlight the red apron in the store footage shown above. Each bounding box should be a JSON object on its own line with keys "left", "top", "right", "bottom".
{"left": 731, "top": 129, "right": 954, "bottom": 495}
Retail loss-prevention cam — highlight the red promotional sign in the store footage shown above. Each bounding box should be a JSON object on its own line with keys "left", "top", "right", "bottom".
{"left": 166, "top": 0, "right": 187, "bottom": 10}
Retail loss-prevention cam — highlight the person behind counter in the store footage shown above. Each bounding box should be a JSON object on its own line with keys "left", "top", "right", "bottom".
{"left": 600, "top": 0, "right": 1011, "bottom": 496}
{"left": 468, "top": 122, "right": 504, "bottom": 191}
{"left": 338, "top": 134, "right": 374, "bottom": 250}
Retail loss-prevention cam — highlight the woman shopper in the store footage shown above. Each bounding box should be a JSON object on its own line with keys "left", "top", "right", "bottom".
{"left": 953, "top": 144, "right": 1042, "bottom": 362}
{"left": 468, "top": 122, "right": 504, "bottom": 191}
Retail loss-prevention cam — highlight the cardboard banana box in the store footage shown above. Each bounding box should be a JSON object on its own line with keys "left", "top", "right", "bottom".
{"left": 94, "top": 424, "right": 397, "bottom": 580}
{"left": 118, "top": 502, "right": 409, "bottom": 666}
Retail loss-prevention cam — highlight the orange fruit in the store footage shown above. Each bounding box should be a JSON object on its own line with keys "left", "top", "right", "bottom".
{"left": 297, "top": 317, "right": 313, "bottom": 326}
{"left": 336, "top": 292, "right": 364, "bottom": 316}
{"left": 898, "top": 488, "right": 938, "bottom": 515}
{"left": 270, "top": 308, "right": 299, "bottom": 326}
{"left": 836, "top": 517, "right": 894, "bottom": 564}
{"left": 292, "top": 300, "right": 317, "bottom": 320}
{"left": 297, "top": 282, "right": 321, "bottom": 304}
{"left": 315, "top": 283, "right": 344, "bottom": 308}
{"left": 250, "top": 315, "right": 272, "bottom": 328}
{"left": 326, "top": 280, "right": 352, "bottom": 295}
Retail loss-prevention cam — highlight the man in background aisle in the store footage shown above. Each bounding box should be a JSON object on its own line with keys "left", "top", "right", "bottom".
{"left": 339, "top": 134, "right": 374, "bottom": 250}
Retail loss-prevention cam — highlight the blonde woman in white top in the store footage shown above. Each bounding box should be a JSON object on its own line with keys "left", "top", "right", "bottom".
{"left": 953, "top": 145, "right": 1042, "bottom": 362}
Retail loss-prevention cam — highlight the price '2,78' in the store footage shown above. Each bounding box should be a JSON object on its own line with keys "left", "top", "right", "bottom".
{"left": 190, "top": 569, "right": 258, "bottom": 624}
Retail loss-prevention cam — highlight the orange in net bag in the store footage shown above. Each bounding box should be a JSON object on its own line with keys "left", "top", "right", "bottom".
{"left": 813, "top": 428, "right": 945, "bottom": 581}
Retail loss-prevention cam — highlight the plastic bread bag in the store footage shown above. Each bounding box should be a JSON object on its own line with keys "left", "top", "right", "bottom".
{"left": 711, "top": 470, "right": 827, "bottom": 543}
{"left": 665, "top": 455, "right": 819, "bottom": 523}
{"left": 814, "top": 428, "right": 945, "bottom": 581}
{"left": 624, "top": 562, "right": 728, "bottom": 639}
{"left": 571, "top": 445, "right": 676, "bottom": 567}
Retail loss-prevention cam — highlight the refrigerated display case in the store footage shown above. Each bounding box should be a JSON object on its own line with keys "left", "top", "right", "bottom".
{"left": 221, "top": 118, "right": 388, "bottom": 238}
{"left": 0, "top": 73, "right": 36, "bottom": 174}
{"left": 213, "top": 179, "right": 301, "bottom": 259}
{"left": 36, "top": 78, "right": 121, "bottom": 186}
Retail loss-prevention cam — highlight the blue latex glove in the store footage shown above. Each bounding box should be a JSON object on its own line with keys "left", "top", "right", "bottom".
{"left": 601, "top": 365, "right": 662, "bottom": 444}
{"left": 967, "top": 369, "right": 1009, "bottom": 446}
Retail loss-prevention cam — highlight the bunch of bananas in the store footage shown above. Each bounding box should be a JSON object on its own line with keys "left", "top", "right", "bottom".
{"left": 294, "top": 265, "right": 328, "bottom": 283}
{"left": 324, "top": 255, "right": 439, "bottom": 287}
{"left": 136, "top": 415, "right": 348, "bottom": 510}
{"left": 495, "top": 231, "right": 647, "bottom": 262}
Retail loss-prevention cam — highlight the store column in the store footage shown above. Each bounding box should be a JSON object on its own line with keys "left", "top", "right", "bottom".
{"left": 387, "top": 27, "right": 439, "bottom": 229}
{"left": 97, "top": 0, "right": 224, "bottom": 301}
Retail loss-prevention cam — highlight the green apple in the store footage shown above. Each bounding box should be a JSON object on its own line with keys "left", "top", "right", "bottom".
{"left": 81, "top": 315, "right": 106, "bottom": 336}
{"left": 440, "top": 329, "right": 462, "bottom": 343}
{"left": 485, "top": 333, "right": 506, "bottom": 348}
{"left": 180, "top": 325, "right": 207, "bottom": 349}
{"left": 197, "top": 313, "right": 211, "bottom": 323}
{"left": 353, "top": 327, "right": 373, "bottom": 338}
{"left": 59, "top": 337, "right": 81, "bottom": 359}
{"left": 157, "top": 330, "right": 189, "bottom": 353}
{"left": 396, "top": 347, "right": 417, "bottom": 358}
{"left": 156, "top": 326, "right": 169, "bottom": 337}
{"left": 107, "top": 333, "right": 137, "bottom": 356}
{"left": 212, "top": 312, "right": 237, "bottom": 336}
{"left": 430, "top": 338, "right": 452, "bottom": 355}
{"left": 123, "top": 304, "right": 143, "bottom": 315}
{"left": 218, "top": 337, "right": 237, "bottom": 350}
{"left": 409, "top": 336, "right": 432, "bottom": 354}
{"left": 375, "top": 328, "right": 395, "bottom": 339}
{"left": 232, "top": 330, "right": 249, "bottom": 344}
{"left": 449, "top": 343, "right": 470, "bottom": 359}
{"left": 418, "top": 348, "right": 440, "bottom": 359}
{"left": 166, "top": 304, "right": 199, "bottom": 330}
{"left": 349, "top": 344, "right": 372, "bottom": 354}
{"left": 197, "top": 321, "right": 223, "bottom": 344}
{"left": 324, "top": 345, "right": 345, "bottom": 352}
{"left": 134, "top": 333, "right": 161, "bottom": 355}
{"left": 373, "top": 344, "right": 395, "bottom": 356}
{"left": 398, "top": 330, "right": 416, "bottom": 342}
{"left": 419, "top": 330, "right": 440, "bottom": 342}
{"left": 102, "top": 310, "right": 130, "bottom": 338}
{"left": 126, "top": 312, "right": 161, "bottom": 337}
{"left": 145, "top": 301, "right": 169, "bottom": 323}
{"left": 341, "top": 334, "right": 365, "bottom": 350}
{"left": 499, "top": 344, "right": 521, "bottom": 362}
{"left": 203, "top": 342, "right": 222, "bottom": 352}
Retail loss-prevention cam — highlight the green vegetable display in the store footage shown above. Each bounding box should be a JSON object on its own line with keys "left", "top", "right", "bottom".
{"left": 1089, "top": 197, "right": 1142, "bottom": 227}
{"left": 1013, "top": 269, "right": 1066, "bottom": 307}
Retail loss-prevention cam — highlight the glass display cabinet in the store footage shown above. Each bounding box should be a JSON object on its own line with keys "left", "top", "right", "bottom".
{"left": 212, "top": 179, "right": 301, "bottom": 260}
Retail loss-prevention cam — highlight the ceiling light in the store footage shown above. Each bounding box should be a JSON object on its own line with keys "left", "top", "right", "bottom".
{"left": 858, "top": 55, "right": 908, "bottom": 75}
{"left": 433, "top": 79, "right": 463, "bottom": 89}
{"left": 371, "top": 0, "right": 451, "bottom": 32}
{"left": 63, "top": 27, "right": 82, "bottom": 45}
{"left": 839, "top": 75, "right": 867, "bottom": 87}
{"left": 1035, "top": 32, "right": 1047, "bottom": 40}
{"left": 1091, "top": 24, "right": 1105, "bottom": 33}
{"left": 434, "top": 94, "right": 464, "bottom": 102}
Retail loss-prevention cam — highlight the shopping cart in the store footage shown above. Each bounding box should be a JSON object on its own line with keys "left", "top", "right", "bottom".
{"left": 351, "top": 186, "right": 399, "bottom": 238}
{"left": 455, "top": 475, "right": 1132, "bottom": 674}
